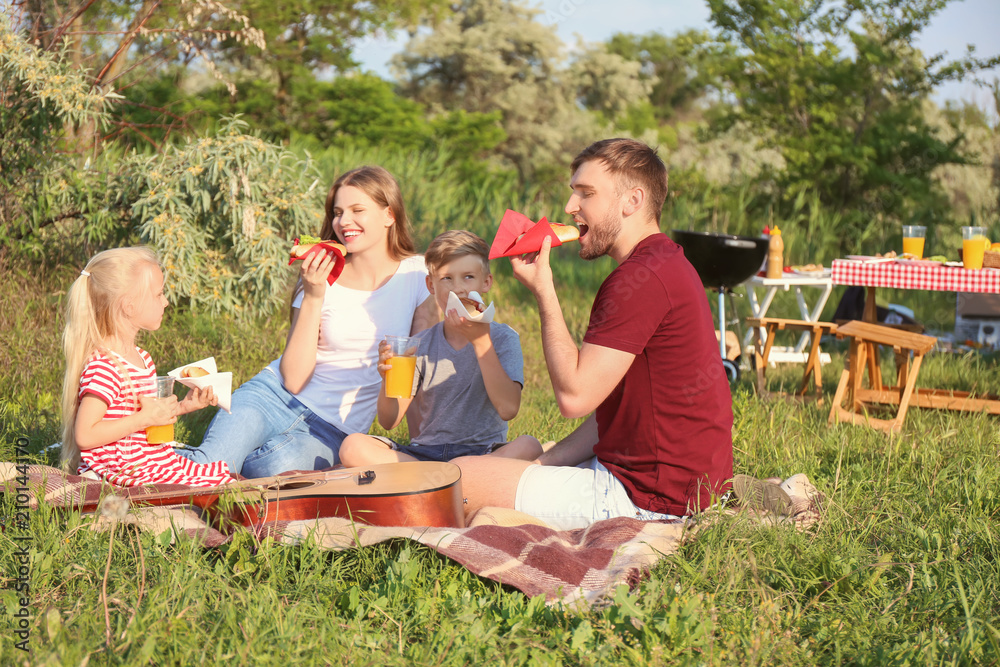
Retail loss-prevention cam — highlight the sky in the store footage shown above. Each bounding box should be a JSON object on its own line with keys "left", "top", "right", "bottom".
{"left": 354, "top": 0, "right": 1000, "bottom": 112}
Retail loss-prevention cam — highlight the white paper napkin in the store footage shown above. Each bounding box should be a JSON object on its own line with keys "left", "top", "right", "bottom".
{"left": 167, "top": 356, "right": 233, "bottom": 413}
{"left": 446, "top": 291, "right": 495, "bottom": 323}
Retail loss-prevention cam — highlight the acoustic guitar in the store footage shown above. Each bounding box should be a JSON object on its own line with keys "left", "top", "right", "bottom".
{"left": 76, "top": 462, "right": 466, "bottom": 529}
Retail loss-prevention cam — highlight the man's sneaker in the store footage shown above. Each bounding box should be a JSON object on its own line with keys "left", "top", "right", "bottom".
{"left": 732, "top": 474, "right": 793, "bottom": 515}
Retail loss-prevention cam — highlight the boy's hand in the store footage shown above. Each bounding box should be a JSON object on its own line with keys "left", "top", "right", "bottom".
{"left": 376, "top": 340, "right": 394, "bottom": 379}
{"left": 137, "top": 394, "right": 178, "bottom": 429}
{"left": 445, "top": 308, "right": 491, "bottom": 345}
{"left": 178, "top": 385, "right": 218, "bottom": 413}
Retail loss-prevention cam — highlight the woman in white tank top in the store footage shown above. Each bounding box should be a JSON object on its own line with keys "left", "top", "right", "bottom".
{"left": 178, "top": 166, "right": 437, "bottom": 477}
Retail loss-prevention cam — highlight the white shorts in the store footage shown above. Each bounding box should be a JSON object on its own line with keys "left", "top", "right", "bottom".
{"left": 514, "top": 457, "right": 682, "bottom": 531}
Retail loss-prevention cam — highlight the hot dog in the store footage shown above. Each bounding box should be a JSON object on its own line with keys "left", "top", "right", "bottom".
{"left": 459, "top": 297, "right": 484, "bottom": 314}
{"left": 182, "top": 366, "right": 210, "bottom": 378}
{"left": 290, "top": 234, "right": 346, "bottom": 260}
{"left": 549, "top": 223, "right": 580, "bottom": 244}
{"left": 516, "top": 223, "right": 580, "bottom": 245}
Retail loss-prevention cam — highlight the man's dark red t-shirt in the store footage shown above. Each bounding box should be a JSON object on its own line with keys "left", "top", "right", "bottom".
{"left": 583, "top": 233, "right": 733, "bottom": 516}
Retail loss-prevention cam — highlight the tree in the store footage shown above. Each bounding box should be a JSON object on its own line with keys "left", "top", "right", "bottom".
{"left": 606, "top": 30, "right": 732, "bottom": 124}
{"left": 706, "top": 0, "right": 1000, "bottom": 245}
{"left": 392, "top": 0, "right": 650, "bottom": 182}
{"left": 0, "top": 13, "right": 118, "bottom": 248}
{"left": 10, "top": 0, "right": 265, "bottom": 149}
{"left": 121, "top": 117, "right": 325, "bottom": 318}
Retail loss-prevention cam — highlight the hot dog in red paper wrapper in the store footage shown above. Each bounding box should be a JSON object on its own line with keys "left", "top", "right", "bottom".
{"left": 488, "top": 209, "right": 580, "bottom": 260}
{"left": 289, "top": 234, "right": 347, "bottom": 285}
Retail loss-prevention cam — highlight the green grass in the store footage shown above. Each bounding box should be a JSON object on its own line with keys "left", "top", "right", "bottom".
{"left": 2, "top": 255, "right": 1000, "bottom": 665}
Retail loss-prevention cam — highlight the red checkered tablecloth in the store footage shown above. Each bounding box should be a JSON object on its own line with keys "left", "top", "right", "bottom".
{"left": 831, "top": 260, "right": 1000, "bottom": 293}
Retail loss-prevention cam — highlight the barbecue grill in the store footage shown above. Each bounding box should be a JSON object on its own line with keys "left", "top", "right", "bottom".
{"left": 671, "top": 230, "right": 770, "bottom": 382}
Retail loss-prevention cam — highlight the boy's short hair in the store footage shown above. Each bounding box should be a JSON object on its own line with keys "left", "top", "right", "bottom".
{"left": 425, "top": 230, "right": 490, "bottom": 275}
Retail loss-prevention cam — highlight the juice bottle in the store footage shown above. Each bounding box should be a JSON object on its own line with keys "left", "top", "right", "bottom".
{"left": 766, "top": 227, "right": 784, "bottom": 279}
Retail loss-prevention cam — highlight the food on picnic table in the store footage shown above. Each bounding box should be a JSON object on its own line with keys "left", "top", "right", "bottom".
{"left": 181, "top": 365, "right": 211, "bottom": 378}
{"left": 875, "top": 250, "right": 897, "bottom": 259}
{"left": 790, "top": 263, "right": 823, "bottom": 272}
{"left": 290, "top": 234, "right": 347, "bottom": 260}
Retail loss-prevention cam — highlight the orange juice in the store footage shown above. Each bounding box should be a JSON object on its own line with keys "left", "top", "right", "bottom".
{"left": 902, "top": 236, "right": 924, "bottom": 258}
{"left": 963, "top": 237, "right": 989, "bottom": 270}
{"left": 385, "top": 355, "right": 417, "bottom": 398}
{"left": 146, "top": 423, "right": 174, "bottom": 444}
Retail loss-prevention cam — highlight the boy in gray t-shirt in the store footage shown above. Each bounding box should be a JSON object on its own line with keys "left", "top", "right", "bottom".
{"left": 339, "top": 231, "right": 541, "bottom": 465}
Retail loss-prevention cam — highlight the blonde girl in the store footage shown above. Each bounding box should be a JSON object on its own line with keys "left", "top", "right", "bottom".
{"left": 61, "top": 246, "right": 234, "bottom": 487}
{"left": 180, "top": 165, "right": 438, "bottom": 477}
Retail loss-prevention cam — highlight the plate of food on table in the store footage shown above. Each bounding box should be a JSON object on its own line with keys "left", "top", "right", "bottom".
{"left": 895, "top": 254, "right": 949, "bottom": 267}
{"left": 845, "top": 252, "right": 897, "bottom": 263}
{"left": 788, "top": 263, "right": 830, "bottom": 277}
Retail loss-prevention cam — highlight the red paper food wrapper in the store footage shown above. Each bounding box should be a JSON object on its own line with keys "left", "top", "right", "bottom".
{"left": 488, "top": 209, "right": 565, "bottom": 259}
{"left": 288, "top": 241, "right": 346, "bottom": 285}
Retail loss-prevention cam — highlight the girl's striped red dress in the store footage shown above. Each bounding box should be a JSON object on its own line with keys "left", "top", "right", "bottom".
{"left": 77, "top": 347, "right": 234, "bottom": 487}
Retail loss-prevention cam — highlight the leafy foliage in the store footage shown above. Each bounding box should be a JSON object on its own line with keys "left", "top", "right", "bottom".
{"left": 392, "top": 0, "right": 648, "bottom": 183}
{"left": 123, "top": 117, "right": 325, "bottom": 318}
{"left": 705, "top": 0, "right": 1000, "bottom": 249}
{"left": 606, "top": 29, "right": 733, "bottom": 124}
{"left": 0, "top": 13, "right": 118, "bottom": 249}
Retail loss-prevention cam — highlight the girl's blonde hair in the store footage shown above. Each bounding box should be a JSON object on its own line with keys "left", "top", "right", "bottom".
{"left": 60, "top": 247, "right": 161, "bottom": 472}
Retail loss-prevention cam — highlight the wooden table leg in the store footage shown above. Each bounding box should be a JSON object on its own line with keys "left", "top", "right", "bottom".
{"left": 863, "top": 287, "right": 878, "bottom": 323}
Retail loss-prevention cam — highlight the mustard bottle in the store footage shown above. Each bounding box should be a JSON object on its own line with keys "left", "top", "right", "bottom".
{"left": 766, "top": 226, "right": 784, "bottom": 279}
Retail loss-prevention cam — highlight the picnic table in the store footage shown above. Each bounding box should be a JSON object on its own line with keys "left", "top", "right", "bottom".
{"left": 742, "top": 272, "right": 835, "bottom": 365}
{"left": 827, "top": 259, "right": 1000, "bottom": 431}
{"left": 831, "top": 258, "right": 1000, "bottom": 323}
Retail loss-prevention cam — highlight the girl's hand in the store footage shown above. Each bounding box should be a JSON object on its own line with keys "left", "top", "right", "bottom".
{"left": 300, "top": 249, "right": 337, "bottom": 299}
{"left": 376, "top": 340, "right": 394, "bottom": 378}
{"left": 178, "top": 385, "right": 217, "bottom": 414}
{"left": 137, "top": 394, "right": 179, "bottom": 429}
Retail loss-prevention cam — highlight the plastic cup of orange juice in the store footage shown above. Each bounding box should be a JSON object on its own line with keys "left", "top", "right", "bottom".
{"left": 384, "top": 336, "right": 418, "bottom": 399}
{"left": 145, "top": 376, "right": 175, "bottom": 444}
{"left": 901, "top": 225, "right": 926, "bottom": 259}
{"left": 962, "top": 226, "right": 990, "bottom": 270}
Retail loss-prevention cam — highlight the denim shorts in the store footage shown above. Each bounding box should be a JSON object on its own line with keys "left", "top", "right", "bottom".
{"left": 371, "top": 435, "right": 498, "bottom": 462}
{"left": 514, "top": 457, "right": 682, "bottom": 531}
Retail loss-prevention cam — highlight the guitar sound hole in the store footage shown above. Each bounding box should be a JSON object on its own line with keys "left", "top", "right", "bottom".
{"left": 266, "top": 480, "right": 321, "bottom": 491}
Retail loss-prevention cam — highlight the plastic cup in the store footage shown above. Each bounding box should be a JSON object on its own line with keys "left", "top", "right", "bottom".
{"left": 145, "top": 376, "right": 175, "bottom": 444}
{"left": 962, "top": 226, "right": 990, "bottom": 270}
{"left": 384, "top": 336, "right": 417, "bottom": 399}
{"left": 901, "top": 225, "right": 926, "bottom": 259}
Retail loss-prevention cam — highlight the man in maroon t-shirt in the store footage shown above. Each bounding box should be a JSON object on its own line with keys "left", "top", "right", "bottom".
{"left": 455, "top": 138, "right": 733, "bottom": 529}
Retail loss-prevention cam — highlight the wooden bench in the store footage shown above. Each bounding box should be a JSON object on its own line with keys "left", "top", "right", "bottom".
{"left": 829, "top": 320, "right": 1000, "bottom": 434}
{"left": 748, "top": 317, "right": 838, "bottom": 399}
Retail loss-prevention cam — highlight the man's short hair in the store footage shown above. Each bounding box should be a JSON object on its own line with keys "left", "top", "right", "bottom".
{"left": 571, "top": 138, "right": 669, "bottom": 221}
{"left": 425, "top": 230, "right": 491, "bottom": 275}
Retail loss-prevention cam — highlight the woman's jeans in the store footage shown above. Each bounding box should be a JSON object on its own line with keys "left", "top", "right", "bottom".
{"left": 176, "top": 368, "right": 348, "bottom": 477}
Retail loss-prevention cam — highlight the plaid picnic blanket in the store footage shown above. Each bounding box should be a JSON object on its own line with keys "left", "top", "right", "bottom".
{"left": 1, "top": 464, "right": 823, "bottom": 607}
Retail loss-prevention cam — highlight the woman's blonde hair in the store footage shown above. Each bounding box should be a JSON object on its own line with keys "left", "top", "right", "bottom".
{"left": 60, "top": 247, "right": 160, "bottom": 472}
